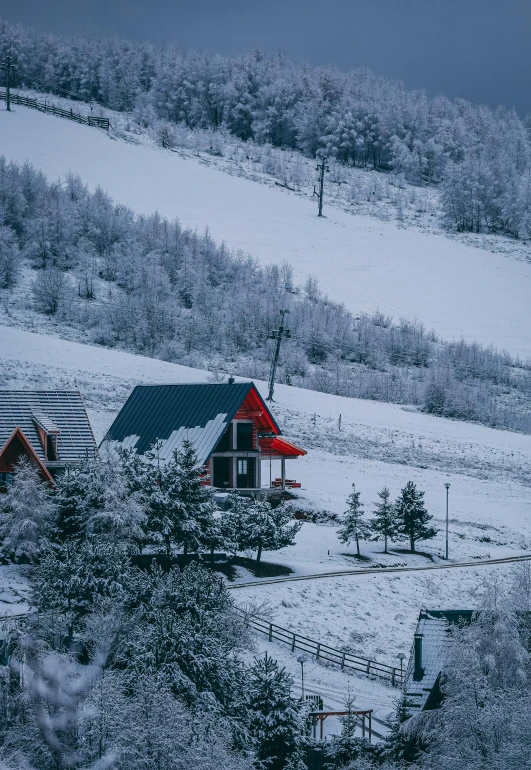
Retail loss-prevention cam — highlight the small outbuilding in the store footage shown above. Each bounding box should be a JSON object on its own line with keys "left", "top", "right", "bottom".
{"left": 101, "top": 381, "right": 306, "bottom": 493}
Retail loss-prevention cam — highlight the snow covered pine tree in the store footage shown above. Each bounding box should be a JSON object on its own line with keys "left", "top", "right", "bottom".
{"left": 337, "top": 484, "right": 371, "bottom": 556}
{"left": 394, "top": 481, "right": 437, "bottom": 553}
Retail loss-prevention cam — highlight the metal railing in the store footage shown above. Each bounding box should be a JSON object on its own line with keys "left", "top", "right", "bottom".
{"left": 240, "top": 612, "right": 403, "bottom": 686}
{"left": 0, "top": 91, "right": 109, "bottom": 129}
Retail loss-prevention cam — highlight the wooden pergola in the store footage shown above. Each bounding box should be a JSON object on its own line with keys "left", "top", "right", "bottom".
{"left": 308, "top": 709, "right": 373, "bottom": 741}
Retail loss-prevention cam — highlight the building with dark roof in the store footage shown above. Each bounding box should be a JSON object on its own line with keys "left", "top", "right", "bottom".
{"left": 0, "top": 390, "right": 97, "bottom": 486}
{"left": 403, "top": 609, "right": 474, "bottom": 712}
{"left": 102, "top": 381, "right": 306, "bottom": 492}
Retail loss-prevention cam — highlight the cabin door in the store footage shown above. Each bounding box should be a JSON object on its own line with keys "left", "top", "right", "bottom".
{"left": 236, "top": 457, "right": 256, "bottom": 488}
{"left": 213, "top": 457, "right": 231, "bottom": 489}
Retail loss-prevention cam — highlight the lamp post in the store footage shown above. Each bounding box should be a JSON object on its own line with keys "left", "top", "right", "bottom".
{"left": 444, "top": 483, "right": 451, "bottom": 560}
{"left": 397, "top": 652, "right": 406, "bottom": 682}
{"left": 297, "top": 654, "right": 309, "bottom": 701}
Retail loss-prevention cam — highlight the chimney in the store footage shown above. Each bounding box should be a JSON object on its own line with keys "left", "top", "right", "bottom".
{"left": 228, "top": 377, "right": 235, "bottom": 385}
{"left": 413, "top": 633, "right": 424, "bottom": 681}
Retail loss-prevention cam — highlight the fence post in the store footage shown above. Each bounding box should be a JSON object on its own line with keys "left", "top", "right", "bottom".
{"left": 291, "top": 633, "right": 296, "bottom": 652}
{"left": 268, "top": 623, "right": 273, "bottom": 642}
{"left": 366, "top": 661, "right": 371, "bottom": 675}
{"left": 341, "top": 651, "right": 345, "bottom": 670}
{"left": 391, "top": 668, "right": 395, "bottom": 687}
{"left": 368, "top": 711, "right": 372, "bottom": 741}
{"left": 316, "top": 643, "right": 320, "bottom": 661}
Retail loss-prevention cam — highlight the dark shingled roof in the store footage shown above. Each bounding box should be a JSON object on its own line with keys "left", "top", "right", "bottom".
{"left": 404, "top": 609, "right": 474, "bottom": 712}
{"left": 102, "top": 382, "right": 280, "bottom": 464}
{"left": 0, "top": 391, "right": 97, "bottom": 465}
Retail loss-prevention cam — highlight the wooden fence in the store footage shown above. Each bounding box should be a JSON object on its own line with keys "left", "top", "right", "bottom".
{"left": 240, "top": 612, "right": 403, "bottom": 687}
{"left": 0, "top": 91, "right": 109, "bottom": 130}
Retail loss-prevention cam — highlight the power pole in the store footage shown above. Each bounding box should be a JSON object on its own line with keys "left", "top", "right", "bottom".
{"left": 267, "top": 309, "right": 291, "bottom": 402}
{"left": 313, "top": 156, "right": 329, "bottom": 217}
{"left": 0, "top": 56, "right": 16, "bottom": 112}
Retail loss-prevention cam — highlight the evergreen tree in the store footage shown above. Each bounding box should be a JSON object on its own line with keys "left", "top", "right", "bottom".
{"left": 370, "top": 486, "right": 397, "bottom": 554}
{"left": 33, "top": 541, "right": 131, "bottom": 634}
{"left": 337, "top": 485, "right": 371, "bottom": 556}
{"left": 52, "top": 462, "right": 94, "bottom": 543}
{"left": 146, "top": 440, "right": 217, "bottom": 557}
{"left": 394, "top": 481, "right": 437, "bottom": 553}
{"left": 248, "top": 654, "right": 306, "bottom": 770}
{"left": 0, "top": 458, "right": 56, "bottom": 563}
{"left": 325, "top": 690, "right": 374, "bottom": 768}
{"left": 173, "top": 440, "right": 218, "bottom": 556}
{"left": 53, "top": 456, "right": 146, "bottom": 548}
{"left": 225, "top": 497, "right": 301, "bottom": 563}
{"left": 120, "top": 562, "right": 248, "bottom": 711}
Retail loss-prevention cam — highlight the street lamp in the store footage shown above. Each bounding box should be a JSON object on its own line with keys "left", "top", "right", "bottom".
{"left": 297, "top": 654, "right": 309, "bottom": 701}
{"left": 444, "top": 483, "right": 451, "bottom": 560}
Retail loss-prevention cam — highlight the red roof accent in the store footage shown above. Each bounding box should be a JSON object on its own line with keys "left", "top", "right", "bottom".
{"left": 0, "top": 427, "right": 54, "bottom": 483}
{"left": 259, "top": 436, "right": 307, "bottom": 457}
{"left": 241, "top": 386, "right": 280, "bottom": 434}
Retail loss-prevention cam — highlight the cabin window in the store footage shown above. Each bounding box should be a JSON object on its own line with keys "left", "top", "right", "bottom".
{"left": 214, "top": 424, "right": 232, "bottom": 452}
{"left": 236, "top": 423, "right": 254, "bottom": 450}
{"left": 237, "top": 459, "right": 248, "bottom": 476}
{"left": 0, "top": 472, "right": 13, "bottom": 490}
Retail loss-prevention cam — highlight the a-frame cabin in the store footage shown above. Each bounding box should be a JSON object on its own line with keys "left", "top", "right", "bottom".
{"left": 102, "top": 381, "right": 306, "bottom": 492}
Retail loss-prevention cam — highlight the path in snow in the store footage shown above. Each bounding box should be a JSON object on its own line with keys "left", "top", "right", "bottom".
{"left": 227, "top": 552, "right": 531, "bottom": 589}
{"left": 1, "top": 106, "right": 530, "bottom": 357}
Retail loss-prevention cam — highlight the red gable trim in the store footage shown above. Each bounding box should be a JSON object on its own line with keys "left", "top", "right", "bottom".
{"left": 260, "top": 436, "right": 307, "bottom": 457}
{"left": 0, "top": 427, "right": 54, "bottom": 484}
{"left": 241, "top": 385, "right": 280, "bottom": 435}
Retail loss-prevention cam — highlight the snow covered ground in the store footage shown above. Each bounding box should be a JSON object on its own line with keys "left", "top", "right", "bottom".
{"left": 1, "top": 106, "right": 530, "bottom": 357}
{"left": 2, "top": 325, "right": 531, "bottom": 724}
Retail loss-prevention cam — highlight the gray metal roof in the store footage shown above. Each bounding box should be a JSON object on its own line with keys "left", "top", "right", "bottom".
{"left": 101, "top": 382, "right": 279, "bottom": 465}
{"left": 404, "top": 610, "right": 473, "bottom": 712}
{"left": 0, "top": 391, "right": 97, "bottom": 465}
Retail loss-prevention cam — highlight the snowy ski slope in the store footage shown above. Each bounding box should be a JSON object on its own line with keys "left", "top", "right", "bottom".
{"left": 1, "top": 106, "right": 530, "bottom": 358}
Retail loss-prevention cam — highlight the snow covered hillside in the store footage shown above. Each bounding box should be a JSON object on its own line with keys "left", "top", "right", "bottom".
{"left": 1, "top": 106, "right": 530, "bottom": 358}
{"left": 3, "top": 325, "right": 531, "bottom": 718}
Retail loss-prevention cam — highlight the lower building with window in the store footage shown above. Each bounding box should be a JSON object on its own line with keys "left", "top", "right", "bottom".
{"left": 101, "top": 380, "right": 306, "bottom": 493}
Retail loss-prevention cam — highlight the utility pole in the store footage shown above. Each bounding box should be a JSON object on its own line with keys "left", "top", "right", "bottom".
{"left": 267, "top": 309, "right": 291, "bottom": 402}
{"left": 0, "top": 56, "right": 16, "bottom": 112}
{"left": 313, "top": 155, "right": 329, "bottom": 217}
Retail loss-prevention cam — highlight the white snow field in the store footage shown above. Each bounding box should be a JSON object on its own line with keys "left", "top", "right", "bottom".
{"left": 2, "top": 325, "right": 531, "bottom": 720}
{"left": 1, "top": 106, "right": 530, "bottom": 358}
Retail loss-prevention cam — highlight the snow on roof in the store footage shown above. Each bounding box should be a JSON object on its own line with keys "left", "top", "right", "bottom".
{"left": 101, "top": 382, "right": 280, "bottom": 465}
{"left": 31, "top": 412, "right": 60, "bottom": 434}
{"left": 0, "top": 391, "right": 97, "bottom": 464}
{"left": 404, "top": 610, "right": 474, "bottom": 712}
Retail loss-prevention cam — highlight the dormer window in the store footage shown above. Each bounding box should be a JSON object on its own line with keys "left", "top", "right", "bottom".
{"left": 32, "top": 413, "right": 61, "bottom": 461}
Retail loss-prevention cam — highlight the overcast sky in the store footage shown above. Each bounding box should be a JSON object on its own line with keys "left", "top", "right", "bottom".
{"left": 4, "top": 0, "right": 531, "bottom": 115}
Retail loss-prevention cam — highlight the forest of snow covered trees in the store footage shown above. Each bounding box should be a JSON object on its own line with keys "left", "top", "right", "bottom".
{"left": 1, "top": 18, "right": 531, "bottom": 238}
{"left": 1, "top": 156, "right": 530, "bottom": 433}
{"left": 1, "top": 444, "right": 531, "bottom": 769}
